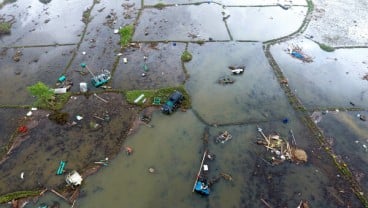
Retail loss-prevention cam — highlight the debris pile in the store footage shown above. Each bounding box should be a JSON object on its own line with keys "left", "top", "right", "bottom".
{"left": 256, "top": 127, "right": 307, "bottom": 165}
{"left": 215, "top": 131, "right": 232, "bottom": 144}
{"left": 287, "top": 44, "right": 313, "bottom": 63}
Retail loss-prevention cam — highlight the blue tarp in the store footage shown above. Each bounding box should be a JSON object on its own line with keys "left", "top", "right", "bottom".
{"left": 291, "top": 51, "right": 304, "bottom": 59}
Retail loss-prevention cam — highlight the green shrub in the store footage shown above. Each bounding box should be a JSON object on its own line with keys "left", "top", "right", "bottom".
{"left": 0, "top": 22, "right": 11, "bottom": 34}
{"left": 119, "top": 25, "right": 134, "bottom": 47}
{"left": 154, "top": 3, "right": 165, "bottom": 10}
{"left": 319, "top": 43, "right": 335, "bottom": 52}
{"left": 181, "top": 50, "right": 192, "bottom": 62}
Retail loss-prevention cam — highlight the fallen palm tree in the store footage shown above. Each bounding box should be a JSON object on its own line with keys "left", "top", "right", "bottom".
{"left": 256, "top": 126, "right": 307, "bottom": 164}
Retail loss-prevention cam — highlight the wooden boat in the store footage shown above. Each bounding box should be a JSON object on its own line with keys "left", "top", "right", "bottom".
{"left": 192, "top": 151, "right": 210, "bottom": 196}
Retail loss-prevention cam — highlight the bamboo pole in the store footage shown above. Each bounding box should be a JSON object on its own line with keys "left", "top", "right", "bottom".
{"left": 94, "top": 93, "right": 109, "bottom": 103}
{"left": 50, "top": 189, "right": 69, "bottom": 203}
{"left": 192, "top": 150, "right": 207, "bottom": 192}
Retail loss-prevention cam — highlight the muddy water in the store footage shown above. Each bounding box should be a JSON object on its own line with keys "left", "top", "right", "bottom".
{"left": 74, "top": 110, "right": 353, "bottom": 207}
{"left": 186, "top": 42, "right": 291, "bottom": 125}
{"left": 71, "top": 41, "right": 360, "bottom": 207}
{"left": 317, "top": 111, "right": 368, "bottom": 193}
{"left": 76, "top": 111, "right": 208, "bottom": 208}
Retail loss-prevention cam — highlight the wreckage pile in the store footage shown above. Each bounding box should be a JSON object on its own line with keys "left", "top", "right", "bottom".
{"left": 256, "top": 127, "right": 307, "bottom": 165}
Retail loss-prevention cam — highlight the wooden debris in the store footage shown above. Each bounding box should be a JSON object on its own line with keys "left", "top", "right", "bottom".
{"left": 256, "top": 126, "right": 308, "bottom": 164}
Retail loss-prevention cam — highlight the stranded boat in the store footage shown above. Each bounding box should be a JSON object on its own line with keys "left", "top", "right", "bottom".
{"left": 192, "top": 151, "right": 211, "bottom": 196}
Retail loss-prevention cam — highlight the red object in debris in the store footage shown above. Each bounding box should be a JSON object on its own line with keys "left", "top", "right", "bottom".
{"left": 17, "top": 125, "right": 28, "bottom": 133}
{"left": 125, "top": 146, "right": 133, "bottom": 155}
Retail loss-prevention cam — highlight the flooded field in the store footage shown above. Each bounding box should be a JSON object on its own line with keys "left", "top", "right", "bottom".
{"left": 1, "top": 0, "right": 368, "bottom": 207}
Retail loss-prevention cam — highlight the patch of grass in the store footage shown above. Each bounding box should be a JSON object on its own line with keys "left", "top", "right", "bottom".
{"left": 319, "top": 43, "right": 335, "bottom": 52}
{"left": 82, "top": 8, "right": 92, "bottom": 24}
{"left": 119, "top": 25, "right": 134, "bottom": 47}
{"left": 0, "top": 22, "right": 11, "bottom": 34}
{"left": 153, "top": 3, "right": 166, "bottom": 10}
{"left": 27, "top": 81, "right": 71, "bottom": 110}
{"left": 196, "top": 40, "right": 205, "bottom": 45}
{"left": 0, "top": 190, "right": 41, "bottom": 203}
{"left": 307, "top": 0, "right": 314, "bottom": 12}
{"left": 181, "top": 50, "right": 192, "bottom": 62}
{"left": 125, "top": 86, "right": 191, "bottom": 109}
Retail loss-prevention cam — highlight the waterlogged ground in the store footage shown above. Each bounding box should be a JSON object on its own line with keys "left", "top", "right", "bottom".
{"left": 1, "top": 0, "right": 368, "bottom": 207}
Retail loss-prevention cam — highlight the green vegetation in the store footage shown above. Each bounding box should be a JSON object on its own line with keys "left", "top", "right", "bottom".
{"left": 119, "top": 25, "right": 134, "bottom": 47}
{"left": 125, "top": 86, "right": 190, "bottom": 108}
{"left": 196, "top": 40, "right": 205, "bottom": 45}
{"left": 181, "top": 50, "right": 192, "bottom": 62}
{"left": 0, "top": 22, "right": 11, "bottom": 34}
{"left": 82, "top": 8, "right": 92, "bottom": 24}
{"left": 27, "top": 81, "right": 70, "bottom": 110}
{"left": 319, "top": 43, "right": 335, "bottom": 52}
{"left": 153, "top": 3, "right": 166, "bottom": 10}
{"left": 307, "top": 0, "right": 314, "bottom": 12}
{"left": 0, "top": 190, "right": 41, "bottom": 203}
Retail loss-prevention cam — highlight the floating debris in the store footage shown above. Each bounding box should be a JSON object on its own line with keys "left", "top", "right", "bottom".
{"left": 287, "top": 44, "right": 313, "bottom": 63}
{"left": 218, "top": 75, "right": 235, "bottom": 85}
{"left": 148, "top": 167, "right": 155, "bottom": 173}
{"left": 215, "top": 131, "right": 232, "bottom": 144}
{"left": 256, "top": 127, "right": 308, "bottom": 164}
{"left": 228, "top": 65, "right": 245, "bottom": 75}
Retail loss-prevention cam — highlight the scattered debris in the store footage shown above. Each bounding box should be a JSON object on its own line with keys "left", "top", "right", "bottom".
{"left": 363, "top": 73, "right": 368, "bottom": 81}
{"left": 94, "top": 157, "right": 109, "bottom": 166}
{"left": 220, "top": 172, "right": 232, "bottom": 181}
{"left": 12, "top": 50, "right": 22, "bottom": 62}
{"left": 56, "top": 161, "right": 67, "bottom": 175}
{"left": 17, "top": 125, "right": 28, "bottom": 133}
{"left": 54, "top": 87, "right": 67, "bottom": 94}
{"left": 215, "top": 131, "right": 232, "bottom": 144}
{"left": 297, "top": 200, "right": 310, "bottom": 208}
{"left": 94, "top": 93, "right": 109, "bottom": 103}
{"left": 261, "top": 198, "right": 273, "bottom": 208}
{"left": 26, "top": 111, "right": 33, "bottom": 117}
{"left": 134, "top": 94, "right": 145, "bottom": 103}
{"left": 148, "top": 167, "right": 155, "bottom": 173}
{"left": 125, "top": 146, "right": 133, "bottom": 155}
{"left": 218, "top": 75, "right": 235, "bottom": 85}
{"left": 277, "top": 3, "right": 291, "bottom": 10}
{"left": 287, "top": 44, "right": 313, "bottom": 63}
{"left": 76, "top": 115, "right": 83, "bottom": 121}
{"left": 80, "top": 63, "right": 111, "bottom": 88}
{"left": 357, "top": 114, "right": 366, "bottom": 121}
{"left": 65, "top": 170, "right": 83, "bottom": 187}
{"left": 256, "top": 126, "right": 308, "bottom": 164}
{"left": 79, "top": 82, "right": 88, "bottom": 93}
{"left": 228, "top": 65, "right": 245, "bottom": 75}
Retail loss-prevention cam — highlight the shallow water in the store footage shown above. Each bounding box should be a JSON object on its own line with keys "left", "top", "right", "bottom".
{"left": 271, "top": 38, "right": 368, "bottom": 109}
{"left": 0, "top": 0, "right": 367, "bottom": 207}
{"left": 0, "top": 0, "right": 89, "bottom": 46}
